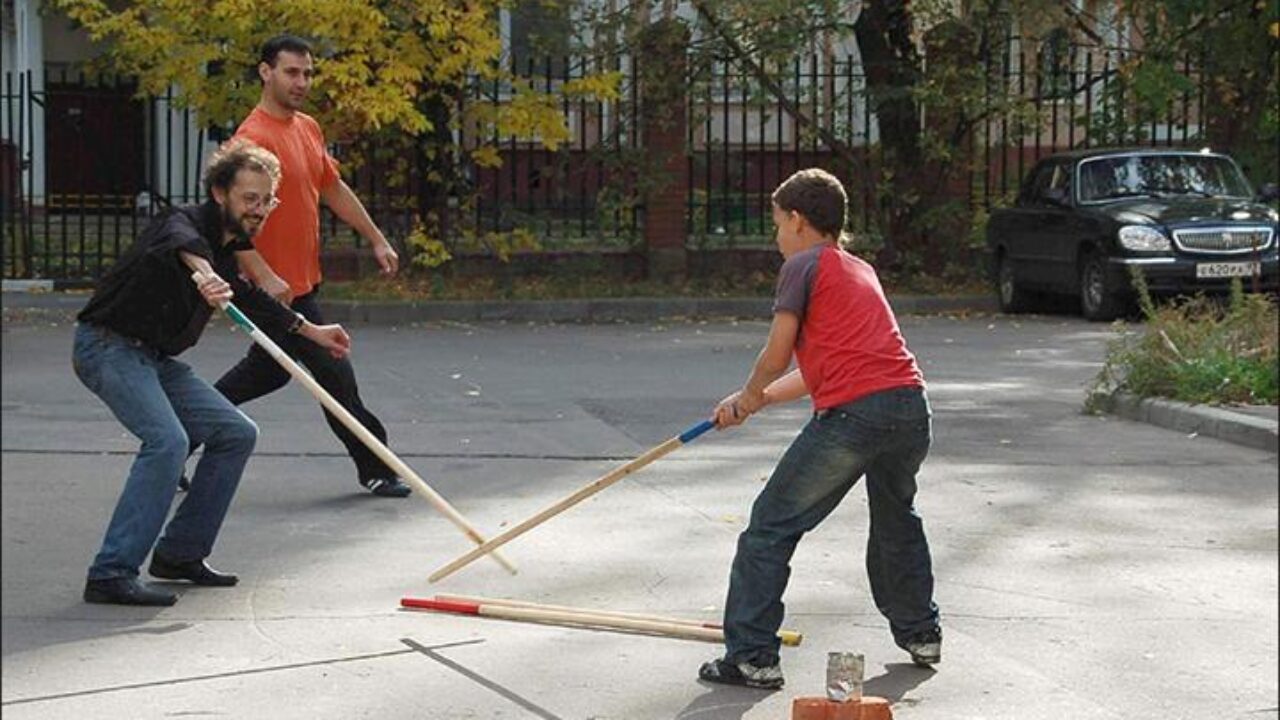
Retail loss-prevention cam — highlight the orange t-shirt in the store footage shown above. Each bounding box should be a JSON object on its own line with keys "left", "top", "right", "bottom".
{"left": 234, "top": 107, "right": 340, "bottom": 297}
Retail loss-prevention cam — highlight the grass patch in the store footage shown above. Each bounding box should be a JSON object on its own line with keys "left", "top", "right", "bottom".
{"left": 1087, "top": 270, "right": 1279, "bottom": 410}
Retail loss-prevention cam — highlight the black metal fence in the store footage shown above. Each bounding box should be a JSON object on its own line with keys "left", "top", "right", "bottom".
{"left": 687, "top": 38, "right": 1212, "bottom": 251}
{"left": 687, "top": 55, "right": 880, "bottom": 250}
{"left": 328, "top": 54, "right": 644, "bottom": 262}
{"left": 2, "top": 69, "right": 216, "bottom": 281}
{"left": 977, "top": 36, "right": 1210, "bottom": 206}
{"left": 1, "top": 58, "right": 643, "bottom": 282}
{"left": 3, "top": 39, "right": 1220, "bottom": 281}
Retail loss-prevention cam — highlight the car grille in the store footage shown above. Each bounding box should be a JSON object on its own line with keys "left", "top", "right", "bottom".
{"left": 1172, "top": 227, "right": 1274, "bottom": 254}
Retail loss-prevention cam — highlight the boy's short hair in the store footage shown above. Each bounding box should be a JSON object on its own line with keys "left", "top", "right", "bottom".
{"left": 771, "top": 168, "right": 848, "bottom": 239}
{"left": 259, "top": 34, "right": 313, "bottom": 67}
{"left": 203, "top": 139, "right": 281, "bottom": 201}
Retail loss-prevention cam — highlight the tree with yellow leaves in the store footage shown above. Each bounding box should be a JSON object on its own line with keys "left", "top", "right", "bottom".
{"left": 54, "top": 0, "right": 621, "bottom": 267}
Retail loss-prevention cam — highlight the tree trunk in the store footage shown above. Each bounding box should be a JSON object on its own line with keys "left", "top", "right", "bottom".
{"left": 853, "top": 0, "right": 923, "bottom": 266}
{"left": 417, "top": 88, "right": 457, "bottom": 251}
{"left": 692, "top": 0, "right": 931, "bottom": 268}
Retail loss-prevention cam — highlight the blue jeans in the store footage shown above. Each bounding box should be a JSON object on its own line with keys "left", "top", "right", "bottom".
{"left": 722, "top": 386, "right": 938, "bottom": 665}
{"left": 73, "top": 323, "right": 258, "bottom": 581}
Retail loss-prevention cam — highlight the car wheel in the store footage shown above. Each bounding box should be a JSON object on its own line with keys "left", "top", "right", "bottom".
{"left": 1079, "top": 252, "right": 1123, "bottom": 321}
{"left": 997, "top": 253, "right": 1033, "bottom": 313}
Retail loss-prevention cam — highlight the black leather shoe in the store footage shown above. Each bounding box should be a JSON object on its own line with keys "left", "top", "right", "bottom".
{"left": 84, "top": 577, "right": 177, "bottom": 606}
{"left": 149, "top": 555, "right": 239, "bottom": 587}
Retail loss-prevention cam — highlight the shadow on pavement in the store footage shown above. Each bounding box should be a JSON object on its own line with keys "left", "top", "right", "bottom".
{"left": 675, "top": 682, "right": 775, "bottom": 719}
{"left": 863, "top": 661, "right": 937, "bottom": 702}
{"left": 1, "top": 598, "right": 189, "bottom": 657}
{"left": 671, "top": 663, "right": 935, "bottom": 719}
{"left": 400, "top": 637, "right": 566, "bottom": 720}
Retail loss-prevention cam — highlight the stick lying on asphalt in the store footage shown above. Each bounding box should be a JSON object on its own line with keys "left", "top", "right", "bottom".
{"left": 431, "top": 594, "right": 803, "bottom": 646}
{"left": 401, "top": 596, "right": 803, "bottom": 646}
{"left": 427, "top": 419, "right": 715, "bottom": 583}
{"left": 191, "top": 271, "right": 516, "bottom": 575}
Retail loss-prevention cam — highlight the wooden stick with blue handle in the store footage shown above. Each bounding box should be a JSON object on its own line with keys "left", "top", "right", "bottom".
{"left": 428, "top": 419, "right": 716, "bottom": 583}
{"left": 190, "top": 271, "right": 516, "bottom": 575}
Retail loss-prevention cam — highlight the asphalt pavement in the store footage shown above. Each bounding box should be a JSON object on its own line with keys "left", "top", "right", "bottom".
{"left": 2, "top": 307, "right": 1277, "bottom": 719}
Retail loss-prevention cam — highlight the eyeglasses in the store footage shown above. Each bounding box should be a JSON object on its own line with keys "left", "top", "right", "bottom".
{"left": 240, "top": 193, "right": 280, "bottom": 212}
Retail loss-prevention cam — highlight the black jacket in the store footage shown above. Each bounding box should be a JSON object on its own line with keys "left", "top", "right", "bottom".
{"left": 77, "top": 202, "right": 298, "bottom": 356}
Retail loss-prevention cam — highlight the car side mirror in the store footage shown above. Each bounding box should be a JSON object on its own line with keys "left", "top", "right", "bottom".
{"left": 1258, "top": 183, "right": 1279, "bottom": 203}
{"left": 1043, "top": 187, "right": 1070, "bottom": 207}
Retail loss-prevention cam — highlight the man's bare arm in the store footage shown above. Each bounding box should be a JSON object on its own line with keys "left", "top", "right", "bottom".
{"left": 320, "top": 179, "right": 399, "bottom": 275}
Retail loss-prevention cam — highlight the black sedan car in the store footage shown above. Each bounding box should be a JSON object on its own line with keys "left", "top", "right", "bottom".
{"left": 987, "top": 147, "right": 1279, "bottom": 320}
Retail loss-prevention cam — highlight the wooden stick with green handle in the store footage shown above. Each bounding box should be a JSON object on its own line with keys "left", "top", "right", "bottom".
{"left": 190, "top": 270, "right": 516, "bottom": 574}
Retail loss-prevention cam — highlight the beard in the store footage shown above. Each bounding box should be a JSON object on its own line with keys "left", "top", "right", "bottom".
{"left": 272, "top": 84, "right": 306, "bottom": 110}
{"left": 221, "top": 205, "right": 262, "bottom": 244}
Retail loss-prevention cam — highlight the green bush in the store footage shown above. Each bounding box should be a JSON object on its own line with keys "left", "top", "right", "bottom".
{"left": 1087, "top": 270, "right": 1279, "bottom": 410}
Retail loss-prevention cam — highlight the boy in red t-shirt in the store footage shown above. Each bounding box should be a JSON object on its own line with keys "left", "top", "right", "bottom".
{"left": 698, "top": 168, "right": 940, "bottom": 690}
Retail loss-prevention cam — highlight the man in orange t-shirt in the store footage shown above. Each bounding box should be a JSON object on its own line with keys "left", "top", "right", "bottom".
{"left": 209, "top": 34, "right": 410, "bottom": 498}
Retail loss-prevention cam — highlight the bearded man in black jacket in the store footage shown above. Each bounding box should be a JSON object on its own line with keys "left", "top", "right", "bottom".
{"left": 73, "top": 139, "right": 350, "bottom": 606}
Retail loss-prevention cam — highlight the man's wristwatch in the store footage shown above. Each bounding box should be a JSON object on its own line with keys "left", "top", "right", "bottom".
{"left": 287, "top": 312, "right": 306, "bottom": 334}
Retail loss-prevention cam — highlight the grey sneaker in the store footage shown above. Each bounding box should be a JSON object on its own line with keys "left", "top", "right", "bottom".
{"left": 698, "top": 658, "right": 784, "bottom": 690}
{"left": 898, "top": 627, "right": 942, "bottom": 666}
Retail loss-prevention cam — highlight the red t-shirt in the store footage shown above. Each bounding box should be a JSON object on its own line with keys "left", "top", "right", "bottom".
{"left": 234, "top": 107, "right": 341, "bottom": 297}
{"left": 773, "top": 244, "right": 924, "bottom": 410}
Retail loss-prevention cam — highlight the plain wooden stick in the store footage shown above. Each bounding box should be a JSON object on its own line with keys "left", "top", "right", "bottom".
{"left": 428, "top": 420, "right": 714, "bottom": 583}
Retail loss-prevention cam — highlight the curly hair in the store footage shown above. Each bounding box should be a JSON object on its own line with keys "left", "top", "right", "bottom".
{"left": 203, "top": 139, "right": 281, "bottom": 201}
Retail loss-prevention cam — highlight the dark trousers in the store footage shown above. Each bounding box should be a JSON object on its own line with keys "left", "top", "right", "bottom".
{"left": 722, "top": 386, "right": 938, "bottom": 666}
{"left": 214, "top": 289, "right": 395, "bottom": 481}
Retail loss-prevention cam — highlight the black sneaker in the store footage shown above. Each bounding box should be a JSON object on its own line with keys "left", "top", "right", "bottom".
{"left": 359, "top": 477, "right": 411, "bottom": 498}
{"left": 897, "top": 626, "right": 942, "bottom": 666}
{"left": 697, "top": 658, "right": 784, "bottom": 690}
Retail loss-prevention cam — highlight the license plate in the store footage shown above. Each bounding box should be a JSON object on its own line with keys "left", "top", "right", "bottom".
{"left": 1196, "top": 261, "right": 1261, "bottom": 278}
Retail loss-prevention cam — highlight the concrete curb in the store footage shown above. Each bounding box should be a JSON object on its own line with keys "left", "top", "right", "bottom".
{"left": 317, "top": 294, "right": 997, "bottom": 324}
{"left": 1096, "top": 392, "right": 1279, "bottom": 453}
{"left": 1, "top": 286, "right": 998, "bottom": 324}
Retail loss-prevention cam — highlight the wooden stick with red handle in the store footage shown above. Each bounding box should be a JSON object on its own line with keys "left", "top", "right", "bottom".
{"left": 401, "top": 596, "right": 727, "bottom": 643}
{"left": 430, "top": 593, "right": 804, "bottom": 646}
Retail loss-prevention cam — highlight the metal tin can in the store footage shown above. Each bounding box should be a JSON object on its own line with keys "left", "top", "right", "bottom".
{"left": 826, "top": 651, "right": 865, "bottom": 702}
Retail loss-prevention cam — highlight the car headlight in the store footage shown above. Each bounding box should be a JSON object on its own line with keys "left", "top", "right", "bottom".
{"left": 1118, "top": 225, "right": 1171, "bottom": 252}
